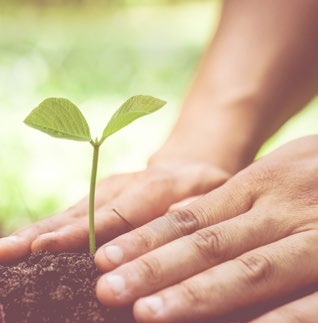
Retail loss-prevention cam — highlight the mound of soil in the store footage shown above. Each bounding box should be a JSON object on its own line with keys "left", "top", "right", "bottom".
{"left": 0, "top": 251, "right": 135, "bottom": 323}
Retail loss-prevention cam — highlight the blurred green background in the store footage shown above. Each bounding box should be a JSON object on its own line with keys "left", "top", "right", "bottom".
{"left": 0, "top": 0, "right": 317, "bottom": 235}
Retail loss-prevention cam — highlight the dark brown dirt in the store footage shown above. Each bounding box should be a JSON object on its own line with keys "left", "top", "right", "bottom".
{"left": 0, "top": 251, "right": 135, "bottom": 323}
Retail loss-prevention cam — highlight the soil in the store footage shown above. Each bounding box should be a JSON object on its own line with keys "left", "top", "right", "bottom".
{"left": 0, "top": 251, "right": 135, "bottom": 323}
{"left": 0, "top": 251, "right": 316, "bottom": 323}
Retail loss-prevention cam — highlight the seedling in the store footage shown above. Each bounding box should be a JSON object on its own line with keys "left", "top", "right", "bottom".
{"left": 24, "top": 95, "right": 166, "bottom": 254}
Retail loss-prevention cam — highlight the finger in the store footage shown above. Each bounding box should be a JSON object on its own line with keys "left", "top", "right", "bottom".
{"left": 0, "top": 213, "right": 74, "bottom": 262}
{"left": 251, "top": 290, "right": 318, "bottom": 323}
{"left": 133, "top": 231, "right": 318, "bottom": 323}
{"left": 30, "top": 207, "right": 134, "bottom": 252}
{"left": 95, "top": 207, "right": 296, "bottom": 306}
{"left": 95, "top": 177, "right": 253, "bottom": 271}
{"left": 0, "top": 174, "right": 132, "bottom": 263}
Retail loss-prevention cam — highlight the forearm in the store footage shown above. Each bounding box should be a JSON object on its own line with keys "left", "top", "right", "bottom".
{"left": 150, "top": 0, "right": 318, "bottom": 174}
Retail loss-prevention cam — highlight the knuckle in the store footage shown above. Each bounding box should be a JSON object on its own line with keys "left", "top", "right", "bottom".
{"left": 237, "top": 252, "right": 274, "bottom": 285}
{"left": 238, "top": 163, "right": 279, "bottom": 194}
{"left": 15, "top": 220, "right": 47, "bottom": 236}
{"left": 189, "top": 227, "right": 226, "bottom": 263}
{"left": 131, "top": 227, "right": 156, "bottom": 251}
{"left": 135, "top": 256, "right": 163, "bottom": 286}
{"left": 167, "top": 208, "right": 201, "bottom": 236}
{"left": 144, "top": 169, "right": 174, "bottom": 189}
{"left": 179, "top": 281, "right": 204, "bottom": 306}
{"left": 64, "top": 204, "right": 81, "bottom": 218}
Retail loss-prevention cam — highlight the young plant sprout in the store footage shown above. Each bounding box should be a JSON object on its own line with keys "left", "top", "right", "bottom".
{"left": 24, "top": 95, "right": 166, "bottom": 254}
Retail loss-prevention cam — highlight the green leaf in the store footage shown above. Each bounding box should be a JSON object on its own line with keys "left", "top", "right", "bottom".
{"left": 24, "top": 98, "right": 92, "bottom": 142}
{"left": 101, "top": 95, "right": 166, "bottom": 144}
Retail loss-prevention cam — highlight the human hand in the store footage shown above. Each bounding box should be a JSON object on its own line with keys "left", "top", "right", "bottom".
{"left": 94, "top": 135, "right": 318, "bottom": 323}
{"left": 0, "top": 161, "right": 229, "bottom": 263}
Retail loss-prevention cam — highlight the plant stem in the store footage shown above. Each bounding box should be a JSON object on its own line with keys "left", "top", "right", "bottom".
{"left": 89, "top": 142, "right": 100, "bottom": 254}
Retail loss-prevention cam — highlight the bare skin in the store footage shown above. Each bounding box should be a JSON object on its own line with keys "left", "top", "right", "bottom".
{"left": 1, "top": 0, "right": 318, "bottom": 321}
{"left": 95, "top": 135, "right": 318, "bottom": 322}
{"left": 0, "top": 163, "right": 229, "bottom": 262}
{"left": 96, "top": 0, "right": 318, "bottom": 320}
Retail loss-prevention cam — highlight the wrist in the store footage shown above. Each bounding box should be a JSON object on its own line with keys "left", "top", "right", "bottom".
{"left": 149, "top": 94, "right": 265, "bottom": 175}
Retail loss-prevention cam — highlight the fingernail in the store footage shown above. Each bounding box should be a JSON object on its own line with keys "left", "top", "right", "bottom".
{"left": 142, "top": 296, "right": 164, "bottom": 314}
{"left": 104, "top": 245, "right": 124, "bottom": 265}
{"left": 104, "top": 274, "right": 125, "bottom": 296}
